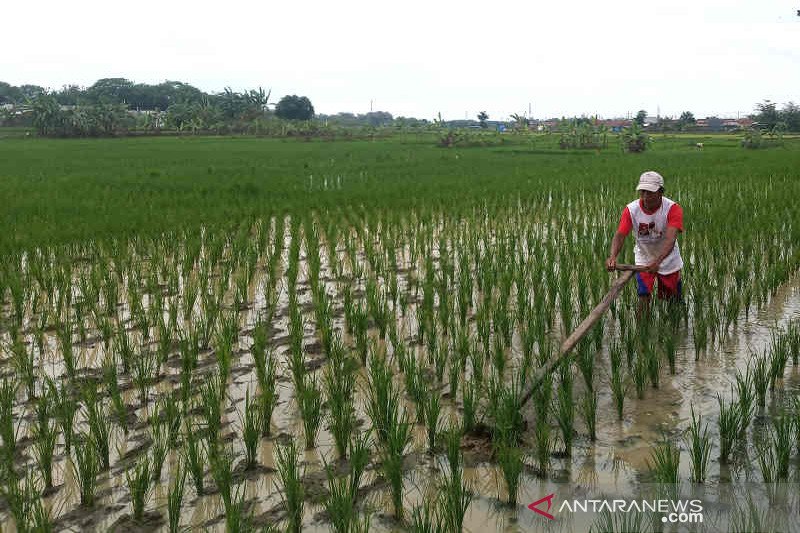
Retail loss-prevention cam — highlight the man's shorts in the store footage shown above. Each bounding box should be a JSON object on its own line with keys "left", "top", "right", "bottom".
{"left": 635, "top": 270, "right": 682, "bottom": 300}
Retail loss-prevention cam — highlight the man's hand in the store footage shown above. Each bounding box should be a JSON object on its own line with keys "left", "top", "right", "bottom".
{"left": 645, "top": 260, "right": 661, "bottom": 273}
{"left": 606, "top": 257, "right": 617, "bottom": 271}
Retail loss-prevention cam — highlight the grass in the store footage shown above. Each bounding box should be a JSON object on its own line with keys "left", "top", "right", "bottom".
{"left": 241, "top": 389, "right": 263, "bottom": 469}
{"left": 439, "top": 426, "right": 471, "bottom": 531}
{"left": 82, "top": 384, "right": 111, "bottom": 470}
{"left": 297, "top": 373, "right": 324, "bottom": 449}
{"left": 717, "top": 393, "right": 741, "bottom": 463}
{"left": 554, "top": 365, "right": 574, "bottom": 456}
{"left": 3, "top": 133, "right": 800, "bottom": 529}
{"left": 274, "top": 440, "right": 304, "bottom": 533}
{"left": 149, "top": 414, "right": 168, "bottom": 481}
{"left": 378, "top": 402, "right": 413, "bottom": 520}
{"left": 581, "top": 390, "right": 598, "bottom": 441}
{"left": 772, "top": 413, "right": 792, "bottom": 480}
{"left": 683, "top": 406, "right": 711, "bottom": 483}
{"left": 324, "top": 356, "right": 357, "bottom": 458}
{"left": 424, "top": 387, "right": 441, "bottom": 452}
{"left": 183, "top": 422, "right": 206, "bottom": 495}
{"left": 31, "top": 392, "right": 58, "bottom": 490}
{"left": 646, "top": 437, "right": 680, "bottom": 488}
{"left": 125, "top": 454, "right": 151, "bottom": 522}
{"left": 461, "top": 376, "right": 479, "bottom": 434}
{"left": 167, "top": 458, "right": 187, "bottom": 533}
{"left": 71, "top": 435, "right": 100, "bottom": 507}
{"left": 0, "top": 379, "right": 17, "bottom": 464}
{"left": 496, "top": 444, "right": 524, "bottom": 505}
{"left": 533, "top": 375, "right": 552, "bottom": 475}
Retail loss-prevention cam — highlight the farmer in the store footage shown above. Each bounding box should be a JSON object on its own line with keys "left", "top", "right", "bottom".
{"left": 605, "top": 171, "right": 684, "bottom": 307}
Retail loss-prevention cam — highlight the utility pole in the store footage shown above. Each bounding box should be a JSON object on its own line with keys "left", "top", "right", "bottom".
{"left": 370, "top": 99, "right": 373, "bottom": 112}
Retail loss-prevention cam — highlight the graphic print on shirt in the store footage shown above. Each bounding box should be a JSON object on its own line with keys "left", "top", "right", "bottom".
{"left": 637, "top": 221, "right": 657, "bottom": 237}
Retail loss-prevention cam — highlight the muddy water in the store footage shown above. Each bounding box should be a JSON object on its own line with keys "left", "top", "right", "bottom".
{"left": 4, "top": 233, "right": 800, "bottom": 532}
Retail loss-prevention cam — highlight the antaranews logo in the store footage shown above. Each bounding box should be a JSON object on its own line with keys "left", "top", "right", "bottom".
{"left": 528, "top": 495, "right": 703, "bottom": 525}
{"left": 527, "top": 494, "right": 555, "bottom": 520}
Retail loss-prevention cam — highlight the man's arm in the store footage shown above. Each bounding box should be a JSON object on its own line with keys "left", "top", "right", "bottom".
{"left": 645, "top": 226, "right": 679, "bottom": 272}
{"left": 606, "top": 231, "right": 627, "bottom": 271}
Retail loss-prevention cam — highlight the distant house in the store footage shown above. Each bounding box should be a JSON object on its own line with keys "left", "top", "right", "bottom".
{"left": 598, "top": 119, "right": 630, "bottom": 132}
{"left": 643, "top": 116, "right": 660, "bottom": 127}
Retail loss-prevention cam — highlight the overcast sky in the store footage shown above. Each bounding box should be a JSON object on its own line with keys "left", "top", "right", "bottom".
{"left": 2, "top": 0, "right": 798, "bottom": 120}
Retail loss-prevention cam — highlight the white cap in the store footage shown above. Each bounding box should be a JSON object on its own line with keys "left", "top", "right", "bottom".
{"left": 636, "top": 171, "right": 664, "bottom": 192}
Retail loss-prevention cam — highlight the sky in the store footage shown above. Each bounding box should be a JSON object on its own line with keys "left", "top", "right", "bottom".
{"left": 2, "top": 0, "right": 798, "bottom": 121}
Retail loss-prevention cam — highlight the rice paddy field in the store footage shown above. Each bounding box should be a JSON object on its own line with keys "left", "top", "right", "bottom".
{"left": 1, "top": 132, "right": 800, "bottom": 532}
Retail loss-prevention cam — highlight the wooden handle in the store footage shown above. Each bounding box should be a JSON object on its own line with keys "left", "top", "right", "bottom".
{"left": 614, "top": 263, "right": 648, "bottom": 272}
{"left": 519, "top": 270, "right": 635, "bottom": 408}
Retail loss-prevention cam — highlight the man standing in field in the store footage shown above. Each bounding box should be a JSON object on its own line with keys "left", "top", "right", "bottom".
{"left": 606, "top": 171, "right": 684, "bottom": 305}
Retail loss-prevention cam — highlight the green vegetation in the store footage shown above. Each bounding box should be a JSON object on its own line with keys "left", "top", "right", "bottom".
{"left": 0, "top": 132, "right": 799, "bottom": 529}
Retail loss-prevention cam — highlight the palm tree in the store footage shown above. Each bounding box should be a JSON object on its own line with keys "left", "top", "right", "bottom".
{"left": 29, "top": 94, "right": 62, "bottom": 136}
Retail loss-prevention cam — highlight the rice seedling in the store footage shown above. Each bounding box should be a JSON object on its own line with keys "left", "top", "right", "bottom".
{"left": 323, "top": 357, "right": 356, "bottom": 458}
{"left": 717, "top": 393, "right": 741, "bottom": 463}
{"left": 660, "top": 324, "right": 678, "bottom": 375}
{"left": 48, "top": 378, "right": 77, "bottom": 453}
{"left": 734, "top": 366, "right": 755, "bottom": 434}
{"left": 31, "top": 391, "right": 58, "bottom": 490}
{"left": 274, "top": 440, "right": 304, "bottom": 533}
{"left": 439, "top": 425, "right": 471, "bottom": 531}
{"left": 609, "top": 363, "right": 628, "bottom": 421}
{"left": 55, "top": 322, "right": 77, "bottom": 379}
{"left": 590, "top": 508, "right": 649, "bottom": 533}
{"left": 183, "top": 422, "right": 206, "bottom": 495}
{"left": 241, "top": 389, "right": 263, "bottom": 469}
{"left": 103, "top": 354, "right": 129, "bottom": 431}
{"left": 132, "top": 348, "right": 158, "bottom": 406}
{"left": 116, "top": 322, "right": 135, "bottom": 374}
{"left": 378, "top": 405, "right": 413, "bottom": 520}
{"left": 209, "top": 443, "right": 235, "bottom": 512}
{"left": 8, "top": 335, "right": 36, "bottom": 400}
{"left": 632, "top": 352, "right": 648, "bottom": 400}
{"left": 125, "top": 454, "right": 151, "bottom": 522}
{"left": 461, "top": 376, "right": 479, "bottom": 434}
{"left": 410, "top": 498, "right": 443, "bottom": 533}
{"left": 149, "top": 414, "right": 168, "bottom": 481}
{"left": 532, "top": 374, "right": 552, "bottom": 475}
{"left": 167, "top": 457, "right": 187, "bottom": 533}
{"left": 575, "top": 341, "right": 594, "bottom": 392}
{"left": 323, "top": 460, "right": 360, "bottom": 533}
{"left": 82, "top": 384, "right": 111, "bottom": 470}
{"left": 752, "top": 354, "right": 769, "bottom": 408}
{"left": 71, "top": 435, "right": 100, "bottom": 507}
{"left": 491, "top": 334, "right": 506, "bottom": 376}
{"left": 223, "top": 482, "right": 252, "bottom": 533}
{"left": 0, "top": 379, "right": 18, "bottom": 465}
{"left": 424, "top": 387, "right": 441, "bottom": 452}
{"left": 772, "top": 413, "right": 791, "bottom": 480}
{"left": 297, "top": 373, "right": 324, "bottom": 449}
{"left": 347, "top": 430, "right": 371, "bottom": 502}
{"left": 683, "top": 406, "right": 711, "bottom": 483}
{"left": 554, "top": 365, "right": 575, "bottom": 456}
{"left": 2, "top": 473, "right": 53, "bottom": 533}
{"left": 198, "top": 374, "right": 222, "bottom": 440}
{"left": 366, "top": 350, "right": 400, "bottom": 444}
{"left": 496, "top": 444, "right": 524, "bottom": 506}
{"left": 646, "top": 437, "right": 680, "bottom": 489}
{"left": 728, "top": 496, "right": 781, "bottom": 533}
{"left": 581, "top": 389, "right": 598, "bottom": 441}
{"left": 161, "top": 393, "right": 182, "bottom": 448}
{"left": 755, "top": 429, "right": 777, "bottom": 484}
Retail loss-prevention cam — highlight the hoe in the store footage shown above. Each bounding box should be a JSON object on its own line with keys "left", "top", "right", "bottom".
{"left": 520, "top": 264, "right": 646, "bottom": 408}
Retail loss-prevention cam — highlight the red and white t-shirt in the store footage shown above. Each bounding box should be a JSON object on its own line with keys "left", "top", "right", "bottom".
{"left": 617, "top": 197, "right": 684, "bottom": 274}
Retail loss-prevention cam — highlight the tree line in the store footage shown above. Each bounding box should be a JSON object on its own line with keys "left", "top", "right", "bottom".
{"left": 0, "top": 78, "right": 324, "bottom": 137}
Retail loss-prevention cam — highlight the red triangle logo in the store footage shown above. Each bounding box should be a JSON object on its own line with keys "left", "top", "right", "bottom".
{"left": 528, "top": 493, "right": 555, "bottom": 520}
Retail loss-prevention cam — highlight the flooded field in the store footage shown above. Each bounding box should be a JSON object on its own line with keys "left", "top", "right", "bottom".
{"left": 2, "top": 136, "right": 800, "bottom": 533}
